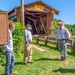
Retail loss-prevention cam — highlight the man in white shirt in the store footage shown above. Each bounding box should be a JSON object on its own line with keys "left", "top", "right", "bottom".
{"left": 3, "top": 22, "right": 17, "bottom": 75}
{"left": 56, "top": 22, "right": 70, "bottom": 61}
{"left": 24, "top": 24, "right": 32, "bottom": 65}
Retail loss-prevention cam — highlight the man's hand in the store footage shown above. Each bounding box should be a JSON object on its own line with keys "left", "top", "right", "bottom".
{"left": 65, "top": 38, "right": 69, "bottom": 43}
{"left": 27, "top": 43, "right": 29, "bottom": 47}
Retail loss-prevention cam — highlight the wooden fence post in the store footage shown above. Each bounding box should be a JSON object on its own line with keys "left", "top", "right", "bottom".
{"left": 33, "top": 35, "right": 73, "bottom": 53}
{"left": 45, "top": 36, "right": 48, "bottom": 46}
{"left": 70, "top": 40, "right": 73, "bottom": 52}
{"left": 36, "top": 35, "right": 39, "bottom": 44}
{"left": 72, "top": 37, "right": 75, "bottom": 53}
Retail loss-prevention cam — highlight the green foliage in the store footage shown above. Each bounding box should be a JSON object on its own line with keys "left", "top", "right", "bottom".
{"left": 0, "top": 9, "right": 8, "bottom": 12}
{"left": 53, "top": 19, "right": 63, "bottom": 34}
{"left": 13, "top": 21, "right": 25, "bottom": 57}
{"left": 0, "top": 46, "right": 5, "bottom": 63}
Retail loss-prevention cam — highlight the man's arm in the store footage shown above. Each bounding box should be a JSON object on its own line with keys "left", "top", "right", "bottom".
{"left": 25, "top": 37, "right": 29, "bottom": 46}
{"left": 24, "top": 30, "right": 29, "bottom": 46}
{"left": 65, "top": 28, "right": 70, "bottom": 43}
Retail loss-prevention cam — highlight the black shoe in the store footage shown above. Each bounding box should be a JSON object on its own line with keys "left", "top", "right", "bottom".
{"left": 60, "top": 58, "right": 66, "bottom": 61}
{"left": 23, "top": 62, "right": 28, "bottom": 65}
{"left": 60, "top": 57, "right": 64, "bottom": 60}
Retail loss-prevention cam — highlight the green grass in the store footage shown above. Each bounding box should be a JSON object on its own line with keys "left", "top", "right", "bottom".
{"left": 0, "top": 40, "right": 75, "bottom": 75}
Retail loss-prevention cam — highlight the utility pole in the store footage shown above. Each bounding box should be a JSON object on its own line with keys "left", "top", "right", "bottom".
{"left": 21, "top": 0, "right": 25, "bottom": 26}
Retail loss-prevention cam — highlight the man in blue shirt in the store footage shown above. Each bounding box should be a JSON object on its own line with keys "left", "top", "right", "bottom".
{"left": 3, "top": 22, "right": 17, "bottom": 75}
{"left": 56, "top": 22, "right": 70, "bottom": 61}
{"left": 24, "top": 24, "right": 32, "bottom": 65}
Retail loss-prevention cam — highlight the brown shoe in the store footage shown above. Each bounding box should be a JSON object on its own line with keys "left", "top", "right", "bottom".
{"left": 10, "top": 71, "right": 18, "bottom": 75}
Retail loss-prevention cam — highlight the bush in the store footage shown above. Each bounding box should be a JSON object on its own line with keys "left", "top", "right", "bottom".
{"left": 0, "top": 21, "right": 25, "bottom": 63}
{"left": 0, "top": 46, "right": 5, "bottom": 63}
{"left": 13, "top": 21, "right": 25, "bottom": 57}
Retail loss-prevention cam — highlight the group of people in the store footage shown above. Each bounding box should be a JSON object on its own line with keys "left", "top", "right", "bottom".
{"left": 2, "top": 21, "right": 70, "bottom": 75}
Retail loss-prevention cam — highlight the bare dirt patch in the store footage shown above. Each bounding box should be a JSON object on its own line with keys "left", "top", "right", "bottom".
{"left": 32, "top": 45, "right": 45, "bottom": 52}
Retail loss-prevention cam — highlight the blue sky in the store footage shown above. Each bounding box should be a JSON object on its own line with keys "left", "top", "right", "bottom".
{"left": 0, "top": 0, "right": 75, "bottom": 24}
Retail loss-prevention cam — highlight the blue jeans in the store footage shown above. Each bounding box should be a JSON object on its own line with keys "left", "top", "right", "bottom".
{"left": 5, "top": 51, "right": 15, "bottom": 75}
{"left": 58, "top": 40, "right": 67, "bottom": 60}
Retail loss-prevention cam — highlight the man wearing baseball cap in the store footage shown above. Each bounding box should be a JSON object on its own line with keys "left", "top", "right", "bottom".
{"left": 24, "top": 24, "right": 32, "bottom": 65}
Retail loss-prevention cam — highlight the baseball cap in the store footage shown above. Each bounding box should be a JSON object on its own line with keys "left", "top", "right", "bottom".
{"left": 26, "top": 24, "right": 32, "bottom": 27}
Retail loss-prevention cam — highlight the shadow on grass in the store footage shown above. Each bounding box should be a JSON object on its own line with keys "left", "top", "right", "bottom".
{"left": 68, "top": 51, "right": 75, "bottom": 57}
{"left": 35, "top": 58, "right": 59, "bottom": 61}
{"left": 0, "top": 74, "right": 5, "bottom": 75}
{"left": 15, "top": 62, "right": 24, "bottom": 65}
{"left": 33, "top": 42, "right": 58, "bottom": 51}
{"left": 2, "top": 62, "right": 24, "bottom": 66}
{"left": 53, "top": 67, "right": 75, "bottom": 73}
{"left": 1, "top": 64, "right": 5, "bottom": 66}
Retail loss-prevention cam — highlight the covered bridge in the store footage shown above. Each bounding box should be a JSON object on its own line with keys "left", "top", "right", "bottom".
{"left": 8, "top": 1, "right": 59, "bottom": 35}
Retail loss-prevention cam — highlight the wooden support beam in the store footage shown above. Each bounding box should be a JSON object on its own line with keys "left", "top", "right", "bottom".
{"left": 25, "top": 12, "right": 46, "bottom": 18}
{"left": 46, "top": 13, "right": 50, "bottom": 34}
{"left": 21, "top": 0, "right": 25, "bottom": 26}
{"left": 25, "top": 12, "right": 37, "bottom": 18}
{"left": 26, "top": 16, "right": 34, "bottom": 21}
{"left": 48, "top": 14, "right": 54, "bottom": 34}
{"left": 33, "top": 20, "right": 39, "bottom": 34}
{"left": 39, "top": 17, "right": 46, "bottom": 34}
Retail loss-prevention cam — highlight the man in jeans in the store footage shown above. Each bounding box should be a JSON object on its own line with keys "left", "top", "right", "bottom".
{"left": 3, "top": 22, "right": 17, "bottom": 75}
{"left": 56, "top": 22, "right": 70, "bottom": 61}
{"left": 24, "top": 24, "right": 32, "bottom": 65}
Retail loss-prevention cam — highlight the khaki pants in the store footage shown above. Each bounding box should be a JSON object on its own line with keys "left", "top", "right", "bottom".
{"left": 24, "top": 43, "right": 32, "bottom": 63}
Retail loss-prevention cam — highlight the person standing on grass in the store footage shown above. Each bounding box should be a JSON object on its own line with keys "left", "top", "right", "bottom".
{"left": 2, "top": 22, "right": 17, "bottom": 75}
{"left": 56, "top": 22, "right": 70, "bottom": 61}
{"left": 24, "top": 24, "right": 33, "bottom": 65}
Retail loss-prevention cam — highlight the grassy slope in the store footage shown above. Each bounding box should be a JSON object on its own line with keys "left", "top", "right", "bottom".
{"left": 0, "top": 40, "right": 75, "bottom": 75}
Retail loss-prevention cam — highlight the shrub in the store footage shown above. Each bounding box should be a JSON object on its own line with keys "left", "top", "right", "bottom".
{"left": 13, "top": 21, "right": 25, "bottom": 57}
{"left": 0, "top": 21, "right": 25, "bottom": 63}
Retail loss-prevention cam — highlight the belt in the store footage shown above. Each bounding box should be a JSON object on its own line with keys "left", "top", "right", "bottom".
{"left": 58, "top": 39, "right": 66, "bottom": 40}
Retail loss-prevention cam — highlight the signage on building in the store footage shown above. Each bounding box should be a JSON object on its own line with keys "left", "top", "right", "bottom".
{"left": 0, "top": 12, "right": 9, "bottom": 44}
{"left": 51, "top": 10, "right": 56, "bottom": 14}
{"left": 34, "top": 5, "right": 44, "bottom": 11}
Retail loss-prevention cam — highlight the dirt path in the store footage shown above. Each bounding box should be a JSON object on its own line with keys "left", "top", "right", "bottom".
{"left": 32, "top": 45, "right": 45, "bottom": 52}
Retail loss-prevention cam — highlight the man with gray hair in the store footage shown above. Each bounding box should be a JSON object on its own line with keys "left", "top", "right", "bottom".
{"left": 56, "top": 22, "right": 70, "bottom": 61}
